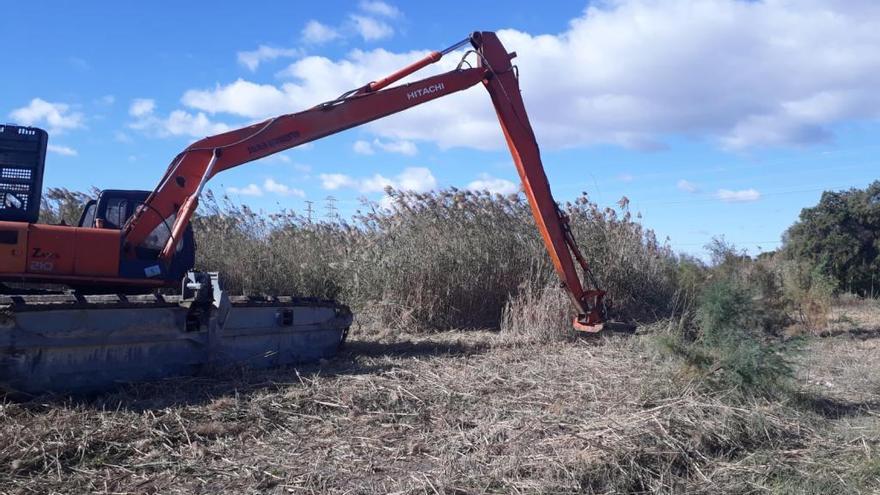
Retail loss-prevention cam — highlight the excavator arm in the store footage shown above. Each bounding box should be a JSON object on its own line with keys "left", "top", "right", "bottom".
{"left": 474, "top": 32, "right": 607, "bottom": 331}
{"left": 123, "top": 31, "right": 607, "bottom": 331}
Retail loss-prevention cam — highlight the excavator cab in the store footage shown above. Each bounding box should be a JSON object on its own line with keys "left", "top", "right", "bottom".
{"left": 78, "top": 190, "right": 155, "bottom": 229}
{"left": 77, "top": 189, "right": 197, "bottom": 281}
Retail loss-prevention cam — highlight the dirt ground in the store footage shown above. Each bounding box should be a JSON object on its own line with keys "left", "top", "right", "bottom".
{"left": 1, "top": 315, "right": 879, "bottom": 494}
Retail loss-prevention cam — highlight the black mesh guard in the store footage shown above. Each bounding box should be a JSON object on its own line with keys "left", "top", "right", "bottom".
{"left": 0, "top": 125, "right": 47, "bottom": 223}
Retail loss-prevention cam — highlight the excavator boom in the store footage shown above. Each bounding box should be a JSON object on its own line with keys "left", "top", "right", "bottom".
{"left": 473, "top": 32, "right": 607, "bottom": 330}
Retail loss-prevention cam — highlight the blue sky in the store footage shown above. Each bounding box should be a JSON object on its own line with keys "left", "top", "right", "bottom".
{"left": 3, "top": 0, "right": 878, "bottom": 257}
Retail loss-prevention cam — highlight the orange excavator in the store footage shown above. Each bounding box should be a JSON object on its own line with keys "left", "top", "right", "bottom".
{"left": 1, "top": 32, "right": 622, "bottom": 394}
{"left": 0, "top": 32, "right": 634, "bottom": 394}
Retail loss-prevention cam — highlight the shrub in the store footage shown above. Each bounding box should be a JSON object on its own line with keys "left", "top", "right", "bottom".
{"left": 779, "top": 259, "right": 836, "bottom": 333}
{"left": 705, "top": 238, "right": 789, "bottom": 334}
{"left": 660, "top": 278, "right": 797, "bottom": 395}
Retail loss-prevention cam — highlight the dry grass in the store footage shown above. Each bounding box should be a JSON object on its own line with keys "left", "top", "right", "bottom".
{"left": 825, "top": 297, "right": 880, "bottom": 335}
{"left": 2, "top": 329, "right": 877, "bottom": 494}
{"left": 499, "top": 284, "right": 575, "bottom": 344}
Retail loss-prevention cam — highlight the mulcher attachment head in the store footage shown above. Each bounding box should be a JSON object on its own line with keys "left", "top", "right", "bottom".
{"left": 573, "top": 290, "right": 637, "bottom": 334}
{"left": 573, "top": 289, "right": 606, "bottom": 332}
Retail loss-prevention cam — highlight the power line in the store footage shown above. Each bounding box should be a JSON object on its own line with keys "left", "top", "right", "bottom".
{"left": 569, "top": 146, "right": 880, "bottom": 190}
{"left": 632, "top": 184, "right": 854, "bottom": 207}
{"left": 670, "top": 240, "right": 782, "bottom": 247}
{"left": 304, "top": 200, "right": 314, "bottom": 222}
{"left": 324, "top": 195, "right": 338, "bottom": 220}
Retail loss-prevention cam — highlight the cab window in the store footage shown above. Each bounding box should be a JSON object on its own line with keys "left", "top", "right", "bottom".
{"left": 103, "top": 198, "right": 129, "bottom": 229}
{"left": 78, "top": 200, "right": 97, "bottom": 228}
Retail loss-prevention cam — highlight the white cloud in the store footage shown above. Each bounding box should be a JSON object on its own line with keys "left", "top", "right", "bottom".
{"left": 320, "top": 173, "right": 357, "bottom": 191}
{"left": 162, "top": 1, "right": 880, "bottom": 152}
{"left": 227, "top": 179, "right": 305, "bottom": 198}
{"left": 182, "top": 79, "right": 288, "bottom": 119}
{"left": 47, "top": 144, "right": 78, "bottom": 156}
{"left": 237, "top": 45, "right": 301, "bottom": 71}
{"left": 302, "top": 4, "right": 400, "bottom": 45}
{"left": 617, "top": 173, "right": 634, "bottom": 183}
{"left": 302, "top": 20, "right": 341, "bottom": 44}
{"left": 373, "top": 138, "right": 417, "bottom": 155}
{"left": 320, "top": 166, "right": 435, "bottom": 193}
{"left": 128, "top": 98, "right": 230, "bottom": 138}
{"left": 360, "top": 173, "right": 394, "bottom": 193}
{"left": 190, "top": 47, "right": 496, "bottom": 149}
{"left": 353, "top": 140, "right": 375, "bottom": 155}
{"left": 716, "top": 188, "right": 761, "bottom": 203}
{"left": 395, "top": 167, "right": 436, "bottom": 191}
{"left": 263, "top": 178, "right": 305, "bottom": 197}
{"left": 349, "top": 15, "right": 394, "bottom": 41}
{"left": 9, "top": 99, "right": 84, "bottom": 134}
{"left": 98, "top": 95, "right": 115, "bottom": 105}
{"left": 353, "top": 138, "right": 417, "bottom": 155}
{"left": 160, "top": 110, "right": 228, "bottom": 137}
{"left": 359, "top": 1, "right": 400, "bottom": 18}
{"left": 677, "top": 179, "right": 699, "bottom": 193}
{"left": 227, "top": 184, "right": 263, "bottom": 196}
{"left": 467, "top": 174, "right": 519, "bottom": 195}
{"left": 129, "top": 98, "right": 156, "bottom": 117}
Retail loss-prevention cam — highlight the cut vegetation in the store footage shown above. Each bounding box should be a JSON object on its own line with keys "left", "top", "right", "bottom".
{"left": 1, "top": 326, "right": 878, "bottom": 493}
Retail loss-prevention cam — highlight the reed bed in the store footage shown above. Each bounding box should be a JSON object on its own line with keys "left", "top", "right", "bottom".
{"left": 194, "top": 188, "right": 679, "bottom": 332}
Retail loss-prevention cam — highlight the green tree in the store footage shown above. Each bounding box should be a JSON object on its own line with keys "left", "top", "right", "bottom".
{"left": 783, "top": 181, "right": 880, "bottom": 296}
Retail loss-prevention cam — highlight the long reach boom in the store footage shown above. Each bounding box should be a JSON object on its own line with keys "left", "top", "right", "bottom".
{"left": 0, "top": 32, "right": 609, "bottom": 331}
